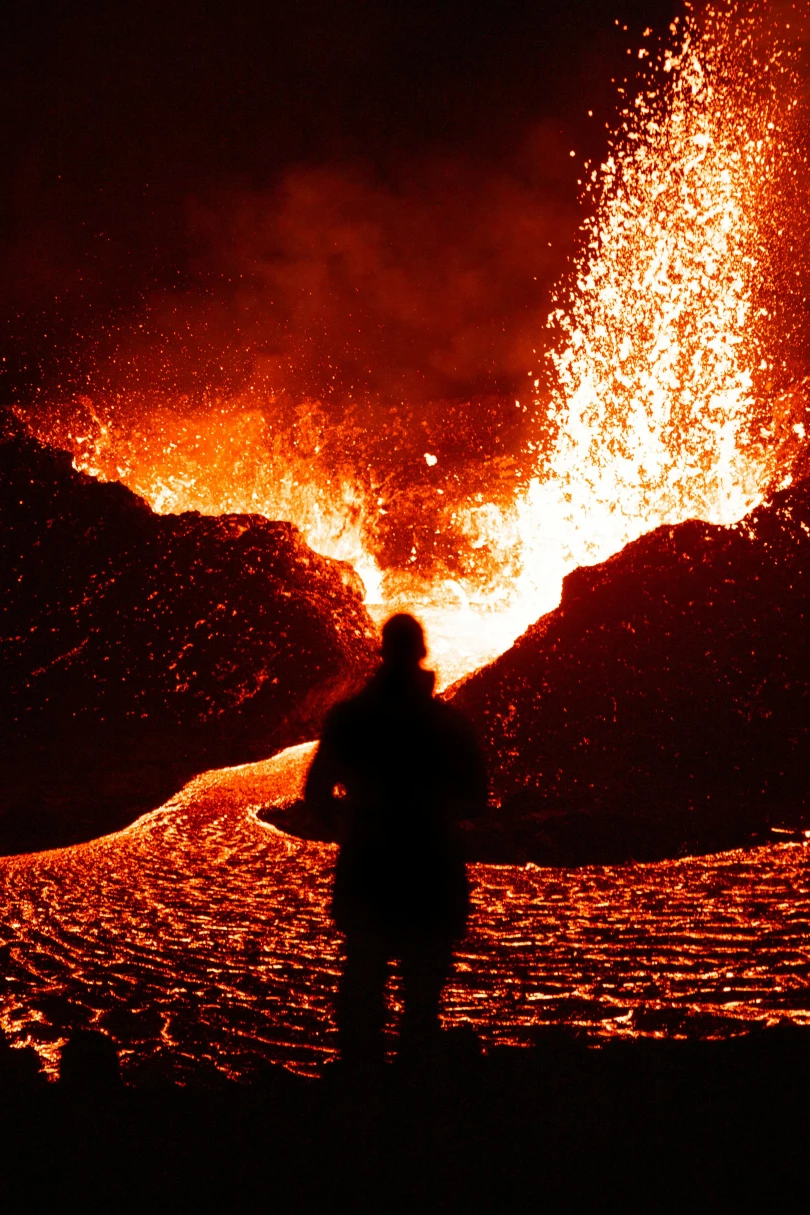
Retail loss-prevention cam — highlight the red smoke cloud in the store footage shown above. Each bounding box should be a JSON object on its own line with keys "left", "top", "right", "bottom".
{"left": 76, "top": 126, "right": 581, "bottom": 415}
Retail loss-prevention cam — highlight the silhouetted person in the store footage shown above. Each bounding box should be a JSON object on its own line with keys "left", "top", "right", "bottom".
{"left": 305, "top": 613, "right": 487, "bottom": 1067}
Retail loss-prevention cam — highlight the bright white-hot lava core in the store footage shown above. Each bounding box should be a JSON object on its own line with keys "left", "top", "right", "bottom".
{"left": 26, "top": 2, "right": 808, "bottom": 687}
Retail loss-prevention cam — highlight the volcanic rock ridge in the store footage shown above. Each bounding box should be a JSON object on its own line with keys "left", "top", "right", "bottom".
{"left": 1, "top": 410, "right": 378, "bottom": 853}
{"left": 451, "top": 477, "right": 810, "bottom": 864}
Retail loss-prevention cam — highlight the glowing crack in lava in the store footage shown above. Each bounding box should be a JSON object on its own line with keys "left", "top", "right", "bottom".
{"left": 1, "top": 747, "right": 808, "bottom": 1080}
{"left": 28, "top": 2, "right": 806, "bottom": 687}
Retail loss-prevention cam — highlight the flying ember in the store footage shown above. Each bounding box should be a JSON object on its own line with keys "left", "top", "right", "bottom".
{"left": 25, "top": 1, "right": 807, "bottom": 687}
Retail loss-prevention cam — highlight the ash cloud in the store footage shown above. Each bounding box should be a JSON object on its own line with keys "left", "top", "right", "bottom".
{"left": 84, "top": 131, "right": 580, "bottom": 410}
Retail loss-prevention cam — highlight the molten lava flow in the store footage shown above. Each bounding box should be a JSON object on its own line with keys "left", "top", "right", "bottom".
{"left": 25, "top": 3, "right": 807, "bottom": 689}
{"left": 1, "top": 744, "right": 808, "bottom": 1079}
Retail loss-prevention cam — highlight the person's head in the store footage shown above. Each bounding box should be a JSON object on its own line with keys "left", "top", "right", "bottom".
{"left": 380, "top": 613, "right": 427, "bottom": 670}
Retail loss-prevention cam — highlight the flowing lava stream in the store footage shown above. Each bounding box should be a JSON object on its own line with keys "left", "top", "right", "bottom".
{"left": 0, "top": 746, "right": 808, "bottom": 1081}
{"left": 4, "top": 3, "right": 810, "bottom": 1079}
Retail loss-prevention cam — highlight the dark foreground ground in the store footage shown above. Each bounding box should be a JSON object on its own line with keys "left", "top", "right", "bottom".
{"left": 1, "top": 1024, "right": 807, "bottom": 1213}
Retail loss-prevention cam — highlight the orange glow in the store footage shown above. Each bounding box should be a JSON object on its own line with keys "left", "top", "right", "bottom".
{"left": 1, "top": 746, "right": 807, "bottom": 1081}
{"left": 470, "top": 2, "right": 807, "bottom": 668}
{"left": 25, "top": 3, "right": 807, "bottom": 687}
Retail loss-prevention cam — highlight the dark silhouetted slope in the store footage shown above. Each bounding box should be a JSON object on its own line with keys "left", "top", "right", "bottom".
{"left": 451, "top": 480, "right": 810, "bottom": 863}
{"left": 1, "top": 412, "right": 377, "bottom": 852}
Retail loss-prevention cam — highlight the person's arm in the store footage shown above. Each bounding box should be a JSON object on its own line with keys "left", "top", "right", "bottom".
{"left": 303, "top": 715, "right": 344, "bottom": 821}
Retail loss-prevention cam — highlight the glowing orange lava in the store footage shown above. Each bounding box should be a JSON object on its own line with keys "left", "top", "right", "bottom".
{"left": 1, "top": 745, "right": 808, "bottom": 1079}
{"left": 24, "top": 2, "right": 807, "bottom": 688}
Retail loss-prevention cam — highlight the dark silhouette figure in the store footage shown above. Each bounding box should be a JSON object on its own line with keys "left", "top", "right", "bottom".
{"left": 305, "top": 613, "right": 487, "bottom": 1066}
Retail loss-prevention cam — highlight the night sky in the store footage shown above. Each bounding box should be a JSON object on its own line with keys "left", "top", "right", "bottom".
{"left": 3, "top": 0, "right": 684, "bottom": 409}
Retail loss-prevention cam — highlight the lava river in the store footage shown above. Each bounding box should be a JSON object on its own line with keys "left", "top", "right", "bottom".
{"left": 0, "top": 743, "right": 808, "bottom": 1082}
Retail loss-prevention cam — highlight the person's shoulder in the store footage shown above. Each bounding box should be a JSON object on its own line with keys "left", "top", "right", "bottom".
{"left": 322, "top": 684, "right": 375, "bottom": 732}
{"left": 432, "top": 696, "right": 475, "bottom": 735}
{"left": 432, "top": 693, "right": 467, "bottom": 721}
{"left": 323, "top": 692, "right": 360, "bottom": 725}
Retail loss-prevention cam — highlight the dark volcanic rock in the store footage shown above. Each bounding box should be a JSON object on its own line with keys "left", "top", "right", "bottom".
{"left": 1, "top": 412, "right": 377, "bottom": 853}
{"left": 451, "top": 479, "right": 810, "bottom": 864}
{"left": 3, "top": 1027, "right": 810, "bottom": 1210}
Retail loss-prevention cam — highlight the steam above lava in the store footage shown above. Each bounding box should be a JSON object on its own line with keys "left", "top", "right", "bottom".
{"left": 21, "top": 1, "right": 810, "bottom": 686}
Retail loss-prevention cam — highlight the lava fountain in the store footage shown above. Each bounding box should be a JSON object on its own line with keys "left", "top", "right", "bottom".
{"left": 23, "top": 1, "right": 808, "bottom": 687}
{"left": 458, "top": 1, "right": 808, "bottom": 667}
